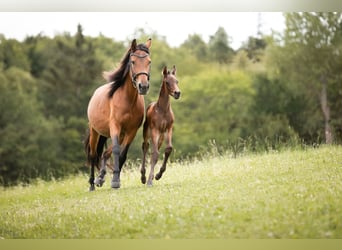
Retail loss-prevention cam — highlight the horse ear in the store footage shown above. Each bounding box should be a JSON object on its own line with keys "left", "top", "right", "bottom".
{"left": 131, "top": 39, "right": 137, "bottom": 51}
{"left": 172, "top": 65, "right": 177, "bottom": 75}
{"left": 162, "top": 66, "right": 168, "bottom": 76}
{"left": 145, "top": 38, "right": 152, "bottom": 49}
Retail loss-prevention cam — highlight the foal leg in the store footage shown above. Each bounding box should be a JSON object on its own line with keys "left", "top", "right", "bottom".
{"left": 156, "top": 129, "right": 173, "bottom": 181}
{"left": 95, "top": 146, "right": 112, "bottom": 187}
{"left": 147, "top": 131, "right": 160, "bottom": 186}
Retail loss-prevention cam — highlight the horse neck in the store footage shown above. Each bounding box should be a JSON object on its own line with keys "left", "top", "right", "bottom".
{"left": 156, "top": 80, "right": 170, "bottom": 112}
{"left": 123, "top": 75, "right": 140, "bottom": 104}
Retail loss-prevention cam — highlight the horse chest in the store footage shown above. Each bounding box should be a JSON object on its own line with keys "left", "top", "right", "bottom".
{"left": 154, "top": 110, "right": 172, "bottom": 132}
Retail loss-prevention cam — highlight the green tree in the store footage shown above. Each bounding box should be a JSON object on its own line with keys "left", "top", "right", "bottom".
{"left": 279, "top": 12, "right": 342, "bottom": 143}
{"left": 242, "top": 36, "right": 267, "bottom": 62}
{"left": 0, "top": 67, "right": 68, "bottom": 186}
{"left": 0, "top": 36, "right": 30, "bottom": 71}
{"left": 208, "top": 27, "right": 235, "bottom": 64}
{"left": 173, "top": 69, "right": 254, "bottom": 156}
{"left": 180, "top": 33, "right": 209, "bottom": 62}
{"left": 37, "top": 25, "right": 102, "bottom": 120}
{"left": 264, "top": 13, "right": 342, "bottom": 144}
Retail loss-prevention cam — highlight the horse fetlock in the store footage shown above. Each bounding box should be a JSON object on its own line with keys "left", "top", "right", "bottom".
{"left": 165, "top": 146, "right": 173, "bottom": 154}
{"left": 94, "top": 176, "right": 105, "bottom": 187}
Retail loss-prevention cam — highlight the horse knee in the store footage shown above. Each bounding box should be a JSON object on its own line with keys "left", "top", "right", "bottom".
{"left": 152, "top": 150, "right": 159, "bottom": 164}
{"left": 112, "top": 144, "right": 120, "bottom": 155}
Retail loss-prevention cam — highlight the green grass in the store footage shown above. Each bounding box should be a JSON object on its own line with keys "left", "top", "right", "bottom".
{"left": 0, "top": 145, "right": 341, "bottom": 238}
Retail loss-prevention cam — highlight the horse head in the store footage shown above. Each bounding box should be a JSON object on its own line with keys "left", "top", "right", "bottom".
{"left": 129, "top": 38, "right": 152, "bottom": 95}
{"left": 162, "top": 65, "right": 181, "bottom": 99}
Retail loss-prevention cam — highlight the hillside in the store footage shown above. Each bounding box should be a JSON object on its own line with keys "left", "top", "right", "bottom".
{"left": 0, "top": 146, "right": 341, "bottom": 238}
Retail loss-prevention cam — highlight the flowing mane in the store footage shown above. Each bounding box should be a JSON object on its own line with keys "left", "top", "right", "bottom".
{"left": 103, "top": 43, "right": 150, "bottom": 98}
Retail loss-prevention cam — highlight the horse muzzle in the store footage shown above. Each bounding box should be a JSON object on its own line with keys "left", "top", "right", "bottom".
{"left": 138, "top": 82, "right": 150, "bottom": 95}
{"left": 173, "top": 91, "right": 181, "bottom": 99}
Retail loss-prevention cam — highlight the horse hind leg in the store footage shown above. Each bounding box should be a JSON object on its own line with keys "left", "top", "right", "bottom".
{"left": 155, "top": 146, "right": 172, "bottom": 180}
{"left": 95, "top": 144, "right": 111, "bottom": 187}
{"left": 156, "top": 130, "right": 172, "bottom": 181}
{"left": 85, "top": 127, "right": 100, "bottom": 191}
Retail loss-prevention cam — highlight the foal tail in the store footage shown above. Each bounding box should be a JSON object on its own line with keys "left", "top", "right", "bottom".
{"left": 84, "top": 129, "right": 107, "bottom": 170}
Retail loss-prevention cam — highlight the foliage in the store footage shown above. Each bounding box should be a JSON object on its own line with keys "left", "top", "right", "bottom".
{"left": 173, "top": 69, "right": 254, "bottom": 157}
{"left": 0, "top": 15, "right": 342, "bottom": 185}
{"left": 0, "top": 146, "right": 341, "bottom": 238}
{"left": 267, "top": 12, "right": 342, "bottom": 144}
{"left": 0, "top": 67, "right": 69, "bottom": 186}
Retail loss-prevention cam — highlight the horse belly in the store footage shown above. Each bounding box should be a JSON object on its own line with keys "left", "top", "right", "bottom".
{"left": 87, "top": 84, "right": 111, "bottom": 137}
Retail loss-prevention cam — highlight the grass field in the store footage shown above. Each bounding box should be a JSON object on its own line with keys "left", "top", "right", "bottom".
{"left": 0, "top": 145, "right": 341, "bottom": 238}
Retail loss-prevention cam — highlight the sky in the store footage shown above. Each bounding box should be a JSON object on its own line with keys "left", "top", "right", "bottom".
{"left": 0, "top": 12, "right": 285, "bottom": 50}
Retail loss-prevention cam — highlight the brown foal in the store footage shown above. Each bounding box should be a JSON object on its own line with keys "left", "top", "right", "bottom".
{"left": 140, "top": 65, "right": 181, "bottom": 186}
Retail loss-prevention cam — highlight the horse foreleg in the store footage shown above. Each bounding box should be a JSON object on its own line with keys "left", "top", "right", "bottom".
{"left": 147, "top": 133, "right": 160, "bottom": 186}
{"left": 141, "top": 141, "right": 149, "bottom": 184}
{"left": 156, "top": 129, "right": 173, "bottom": 181}
{"left": 111, "top": 135, "right": 121, "bottom": 189}
{"left": 119, "top": 144, "right": 130, "bottom": 171}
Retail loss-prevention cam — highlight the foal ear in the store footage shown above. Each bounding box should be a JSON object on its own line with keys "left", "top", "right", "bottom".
{"left": 145, "top": 38, "right": 152, "bottom": 49}
{"left": 130, "top": 39, "right": 137, "bottom": 51}
{"left": 172, "top": 65, "right": 177, "bottom": 75}
{"left": 162, "top": 66, "right": 168, "bottom": 76}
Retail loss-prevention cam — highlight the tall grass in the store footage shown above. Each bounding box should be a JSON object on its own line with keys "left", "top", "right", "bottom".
{"left": 0, "top": 145, "right": 341, "bottom": 238}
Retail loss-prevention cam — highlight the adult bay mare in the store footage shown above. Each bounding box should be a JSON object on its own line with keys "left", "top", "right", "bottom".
{"left": 85, "top": 38, "right": 152, "bottom": 191}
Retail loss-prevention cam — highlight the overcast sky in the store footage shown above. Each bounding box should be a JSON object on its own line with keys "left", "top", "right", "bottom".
{"left": 0, "top": 12, "right": 285, "bottom": 49}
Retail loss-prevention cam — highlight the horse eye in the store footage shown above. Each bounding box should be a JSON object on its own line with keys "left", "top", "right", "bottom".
{"left": 131, "top": 61, "right": 135, "bottom": 65}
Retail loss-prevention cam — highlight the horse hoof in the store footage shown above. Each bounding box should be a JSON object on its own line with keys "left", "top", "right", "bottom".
{"left": 155, "top": 174, "right": 161, "bottom": 180}
{"left": 141, "top": 176, "right": 146, "bottom": 184}
{"left": 147, "top": 181, "right": 153, "bottom": 187}
{"left": 94, "top": 177, "right": 105, "bottom": 187}
{"left": 89, "top": 185, "right": 95, "bottom": 192}
{"left": 111, "top": 181, "right": 120, "bottom": 189}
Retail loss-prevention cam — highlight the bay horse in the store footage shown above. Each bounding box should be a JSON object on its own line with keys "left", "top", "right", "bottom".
{"left": 140, "top": 65, "right": 181, "bottom": 186}
{"left": 85, "top": 38, "right": 152, "bottom": 191}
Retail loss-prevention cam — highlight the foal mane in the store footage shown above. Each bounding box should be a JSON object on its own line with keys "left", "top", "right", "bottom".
{"left": 104, "top": 43, "right": 150, "bottom": 98}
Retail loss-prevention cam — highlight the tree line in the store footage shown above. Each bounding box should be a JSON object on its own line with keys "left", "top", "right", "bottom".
{"left": 0, "top": 13, "right": 341, "bottom": 186}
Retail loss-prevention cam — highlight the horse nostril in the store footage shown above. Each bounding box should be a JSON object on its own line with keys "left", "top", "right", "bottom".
{"left": 174, "top": 91, "right": 181, "bottom": 99}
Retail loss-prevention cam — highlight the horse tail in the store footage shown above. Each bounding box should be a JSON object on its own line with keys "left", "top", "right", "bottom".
{"left": 84, "top": 129, "right": 107, "bottom": 170}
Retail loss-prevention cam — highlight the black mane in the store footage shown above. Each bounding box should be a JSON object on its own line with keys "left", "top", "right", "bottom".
{"left": 104, "top": 43, "right": 150, "bottom": 98}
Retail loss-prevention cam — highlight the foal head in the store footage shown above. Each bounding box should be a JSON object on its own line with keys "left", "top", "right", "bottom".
{"left": 129, "top": 38, "right": 152, "bottom": 95}
{"left": 162, "top": 65, "right": 181, "bottom": 99}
